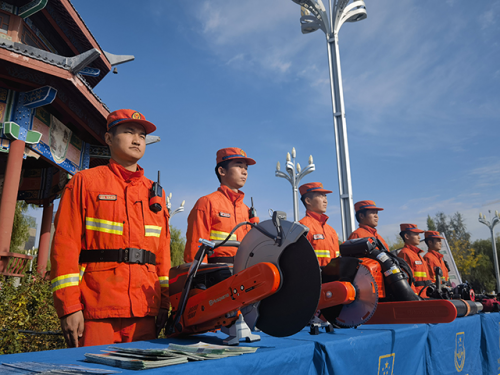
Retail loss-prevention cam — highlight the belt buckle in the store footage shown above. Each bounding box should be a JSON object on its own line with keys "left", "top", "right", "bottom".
{"left": 127, "top": 248, "right": 144, "bottom": 264}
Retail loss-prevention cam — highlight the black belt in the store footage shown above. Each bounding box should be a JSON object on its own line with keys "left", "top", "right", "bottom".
{"left": 79, "top": 248, "right": 156, "bottom": 265}
{"left": 208, "top": 256, "right": 234, "bottom": 264}
{"left": 414, "top": 280, "right": 432, "bottom": 287}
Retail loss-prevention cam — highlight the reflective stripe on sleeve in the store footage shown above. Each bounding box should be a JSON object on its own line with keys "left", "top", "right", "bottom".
{"left": 209, "top": 230, "right": 236, "bottom": 241}
{"left": 314, "top": 250, "right": 330, "bottom": 258}
{"left": 159, "top": 276, "right": 169, "bottom": 287}
{"left": 79, "top": 265, "right": 86, "bottom": 282}
{"left": 51, "top": 273, "right": 80, "bottom": 292}
{"left": 145, "top": 225, "right": 162, "bottom": 237}
{"left": 414, "top": 271, "right": 427, "bottom": 278}
{"left": 86, "top": 217, "right": 123, "bottom": 235}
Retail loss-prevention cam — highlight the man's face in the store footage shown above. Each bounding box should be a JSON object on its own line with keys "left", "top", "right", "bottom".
{"left": 219, "top": 159, "right": 248, "bottom": 190}
{"left": 405, "top": 232, "right": 421, "bottom": 246}
{"left": 428, "top": 238, "right": 442, "bottom": 251}
{"left": 360, "top": 209, "right": 379, "bottom": 228}
{"left": 306, "top": 193, "right": 328, "bottom": 214}
{"left": 105, "top": 123, "right": 146, "bottom": 165}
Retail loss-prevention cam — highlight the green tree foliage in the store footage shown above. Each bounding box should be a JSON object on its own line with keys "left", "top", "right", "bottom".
{"left": 387, "top": 234, "right": 405, "bottom": 251}
{"left": 10, "top": 201, "right": 35, "bottom": 253}
{"left": 427, "top": 215, "right": 437, "bottom": 231}
{"left": 433, "top": 211, "right": 495, "bottom": 292}
{"left": 170, "top": 226, "right": 186, "bottom": 267}
{"left": 0, "top": 276, "right": 64, "bottom": 354}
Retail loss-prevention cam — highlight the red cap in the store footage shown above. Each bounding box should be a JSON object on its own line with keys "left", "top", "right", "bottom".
{"left": 216, "top": 147, "right": 256, "bottom": 165}
{"left": 354, "top": 200, "right": 384, "bottom": 212}
{"left": 299, "top": 182, "right": 333, "bottom": 196}
{"left": 400, "top": 223, "right": 424, "bottom": 233}
{"left": 107, "top": 109, "right": 157, "bottom": 134}
{"left": 425, "top": 231, "right": 444, "bottom": 240}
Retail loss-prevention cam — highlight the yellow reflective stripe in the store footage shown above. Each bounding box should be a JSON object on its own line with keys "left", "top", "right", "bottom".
{"left": 414, "top": 271, "right": 427, "bottom": 277}
{"left": 79, "top": 265, "right": 86, "bottom": 282}
{"left": 145, "top": 225, "right": 162, "bottom": 237}
{"left": 86, "top": 217, "right": 123, "bottom": 235}
{"left": 335, "top": 251, "right": 340, "bottom": 257}
{"left": 209, "top": 230, "right": 236, "bottom": 241}
{"left": 159, "top": 276, "right": 169, "bottom": 287}
{"left": 314, "top": 250, "right": 330, "bottom": 258}
{"left": 51, "top": 273, "right": 80, "bottom": 292}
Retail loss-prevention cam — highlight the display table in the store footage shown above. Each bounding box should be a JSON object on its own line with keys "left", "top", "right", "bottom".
{"left": 1, "top": 313, "right": 499, "bottom": 375}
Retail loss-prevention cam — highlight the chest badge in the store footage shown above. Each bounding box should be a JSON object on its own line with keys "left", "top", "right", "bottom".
{"left": 98, "top": 194, "right": 117, "bottom": 201}
{"left": 415, "top": 260, "right": 422, "bottom": 265}
{"left": 219, "top": 212, "right": 231, "bottom": 218}
{"left": 313, "top": 234, "right": 324, "bottom": 240}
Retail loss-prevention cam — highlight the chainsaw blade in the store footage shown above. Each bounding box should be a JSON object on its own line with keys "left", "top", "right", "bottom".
{"left": 335, "top": 264, "right": 378, "bottom": 328}
{"left": 256, "top": 235, "right": 321, "bottom": 337}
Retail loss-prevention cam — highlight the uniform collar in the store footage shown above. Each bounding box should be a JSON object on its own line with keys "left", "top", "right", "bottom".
{"left": 218, "top": 184, "right": 244, "bottom": 204}
{"left": 306, "top": 210, "right": 329, "bottom": 225}
{"left": 109, "top": 158, "right": 144, "bottom": 182}
{"left": 428, "top": 249, "right": 444, "bottom": 259}
{"left": 404, "top": 244, "right": 423, "bottom": 254}
{"left": 359, "top": 224, "right": 378, "bottom": 235}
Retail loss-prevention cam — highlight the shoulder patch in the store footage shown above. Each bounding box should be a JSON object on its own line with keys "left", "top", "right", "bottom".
{"left": 219, "top": 212, "right": 231, "bottom": 218}
{"left": 313, "top": 234, "right": 324, "bottom": 240}
{"left": 98, "top": 194, "right": 117, "bottom": 201}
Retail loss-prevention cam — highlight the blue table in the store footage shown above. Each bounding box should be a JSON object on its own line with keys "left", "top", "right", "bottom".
{"left": 1, "top": 313, "right": 499, "bottom": 375}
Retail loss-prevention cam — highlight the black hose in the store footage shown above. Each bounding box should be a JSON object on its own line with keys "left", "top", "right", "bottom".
{"left": 367, "top": 249, "right": 420, "bottom": 301}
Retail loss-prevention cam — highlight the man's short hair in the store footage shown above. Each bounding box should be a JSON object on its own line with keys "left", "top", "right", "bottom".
{"left": 107, "top": 126, "right": 118, "bottom": 136}
{"left": 300, "top": 192, "right": 314, "bottom": 209}
{"left": 215, "top": 160, "right": 231, "bottom": 183}
{"left": 399, "top": 231, "right": 411, "bottom": 241}
{"left": 355, "top": 209, "right": 367, "bottom": 223}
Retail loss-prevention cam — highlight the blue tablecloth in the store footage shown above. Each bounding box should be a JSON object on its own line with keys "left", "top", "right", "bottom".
{"left": 1, "top": 313, "right": 499, "bottom": 375}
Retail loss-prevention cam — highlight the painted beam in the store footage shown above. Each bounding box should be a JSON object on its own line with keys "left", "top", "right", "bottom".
{"left": 19, "top": 0, "right": 48, "bottom": 19}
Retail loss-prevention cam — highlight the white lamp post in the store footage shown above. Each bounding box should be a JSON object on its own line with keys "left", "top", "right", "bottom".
{"left": 479, "top": 210, "right": 500, "bottom": 293}
{"left": 275, "top": 147, "right": 315, "bottom": 222}
{"left": 166, "top": 193, "right": 185, "bottom": 219}
{"left": 291, "top": 0, "right": 367, "bottom": 240}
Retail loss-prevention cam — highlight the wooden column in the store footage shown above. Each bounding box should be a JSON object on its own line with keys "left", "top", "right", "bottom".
{"left": 37, "top": 199, "right": 53, "bottom": 276}
{"left": 0, "top": 139, "right": 25, "bottom": 273}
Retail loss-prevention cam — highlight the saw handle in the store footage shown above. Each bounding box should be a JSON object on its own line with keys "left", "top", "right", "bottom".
{"left": 167, "top": 240, "right": 214, "bottom": 335}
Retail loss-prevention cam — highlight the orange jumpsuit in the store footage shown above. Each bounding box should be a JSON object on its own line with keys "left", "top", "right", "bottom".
{"left": 348, "top": 224, "right": 390, "bottom": 251}
{"left": 50, "top": 160, "right": 171, "bottom": 345}
{"left": 184, "top": 185, "right": 257, "bottom": 263}
{"left": 299, "top": 210, "right": 340, "bottom": 266}
{"left": 424, "top": 250, "right": 449, "bottom": 284}
{"left": 397, "top": 244, "right": 432, "bottom": 295}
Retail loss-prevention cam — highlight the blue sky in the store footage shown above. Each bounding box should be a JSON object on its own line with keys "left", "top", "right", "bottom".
{"left": 29, "top": 0, "right": 500, "bottom": 245}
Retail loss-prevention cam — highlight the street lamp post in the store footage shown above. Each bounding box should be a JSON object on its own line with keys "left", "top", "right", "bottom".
{"left": 166, "top": 193, "right": 185, "bottom": 219}
{"left": 479, "top": 210, "right": 500, "bottom": 293}
{"left": 291, "top": 0, "right": 367, "bottom": 240}
{"left": 275, "top": 147, "right": 315, "bottom": 222}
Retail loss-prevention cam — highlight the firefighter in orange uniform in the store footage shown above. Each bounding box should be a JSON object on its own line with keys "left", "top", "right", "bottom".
{"left": 50, "top": 109, "right": 171, "bottom": 348}
{"left": 397, "top": 223, "right": 432, "bottom": 295}
{"left": 184, "top": 147, "right": 259, "bottom": 264}
{"left": 348, "top": 200, "right": 390, "bottom": 250}
{"left": 423, "top": 231, "right": 450, "bottom": 285}
{"left": 298, "top": 182, "right": 339, "bottom": 265}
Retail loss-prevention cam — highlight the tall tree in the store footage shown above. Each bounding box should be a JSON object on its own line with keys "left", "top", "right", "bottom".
{"left": 427, "top": 215, "right": 437, "bottom": 231}
{"left": 434, "top": 212, "right": 451, "bottom": 239}
{"left": 170, "top": 226, "right": 186, "bottom": 267}
{"left": 10, "top": 201, "right": 35, "bottom": 253}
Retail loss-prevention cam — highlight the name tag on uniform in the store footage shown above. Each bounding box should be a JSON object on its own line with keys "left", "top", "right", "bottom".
{"left": 313, "top": 234, "right": 324, "bottom": 240}
{"left": 98, "top": 194, "right": 117, "bottom": 201}
{"left": 219, "top": 212, "right": 231, "bottom": 218}
{"left": 415, "top": 261, "right": 422, "bottom": 265}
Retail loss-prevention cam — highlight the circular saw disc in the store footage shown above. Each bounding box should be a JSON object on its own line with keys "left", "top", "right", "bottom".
{"left": 256, "top": 235, "right": 321, "bottom": 337}
{"left": 335, "top": 264, "right": 378, "bottom": 327}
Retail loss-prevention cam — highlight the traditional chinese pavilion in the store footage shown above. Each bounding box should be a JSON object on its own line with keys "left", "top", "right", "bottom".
{"left": 0, "top": 0, "right": 134, "bottom": 277}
